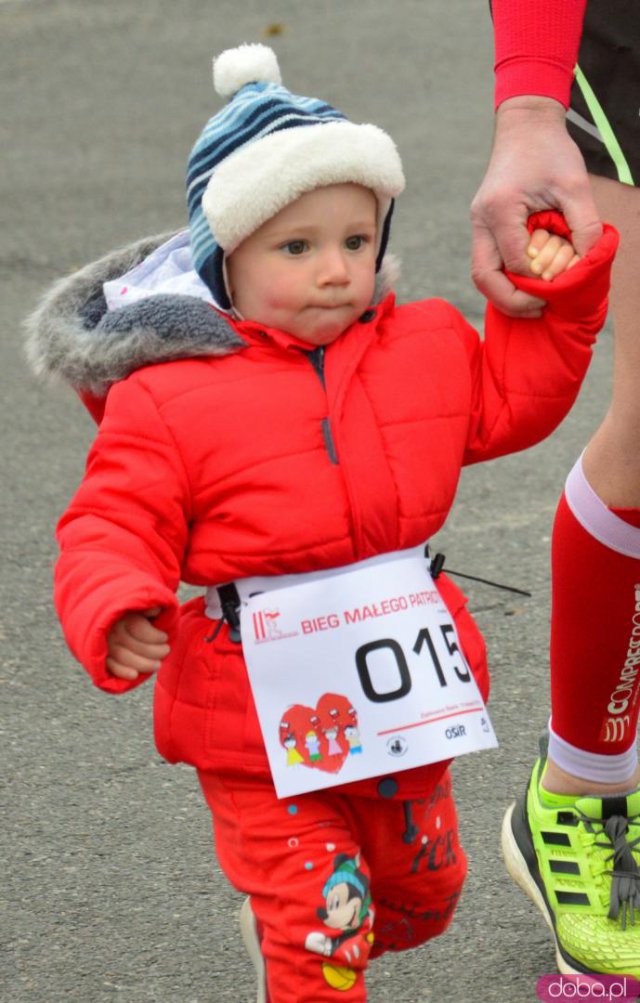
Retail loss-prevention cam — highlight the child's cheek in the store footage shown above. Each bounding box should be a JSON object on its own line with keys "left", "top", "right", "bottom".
{"left": 264, "top": 275, "right": 300, "bottom": 311}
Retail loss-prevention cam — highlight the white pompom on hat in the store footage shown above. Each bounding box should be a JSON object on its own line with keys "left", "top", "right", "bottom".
{"left": 186, "top": 44, "right": 405, "bottom": 310}
{"left": 213, "top": 43, "right": 281, "bottom": 97}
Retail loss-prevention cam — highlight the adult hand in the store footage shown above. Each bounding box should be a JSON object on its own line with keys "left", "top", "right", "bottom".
{"left": 106, "top": 607, "right": 170, "bottom": 681}
{"left": 470, "top": 96, "right": 602, "bottom": 317}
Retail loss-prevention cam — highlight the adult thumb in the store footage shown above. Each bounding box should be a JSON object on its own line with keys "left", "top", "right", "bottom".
{"left": 563, "top": 194, "right": 603, "bottom": 257}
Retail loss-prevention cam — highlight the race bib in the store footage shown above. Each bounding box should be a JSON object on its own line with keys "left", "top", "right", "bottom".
{"left": 240, "top": 550, "right": 497, "bottom": 798}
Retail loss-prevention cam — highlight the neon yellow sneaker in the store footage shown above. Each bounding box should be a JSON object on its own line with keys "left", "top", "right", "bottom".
{"left": 502, "top": 757, "right": 640, "bottom": 977}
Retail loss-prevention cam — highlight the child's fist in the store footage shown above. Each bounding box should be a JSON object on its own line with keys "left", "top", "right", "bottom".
{"left": 527, "top": 228, "right": 580, "bottom": 281}
{"left": 106, "top": 607, "right": 170, "bottom": 681}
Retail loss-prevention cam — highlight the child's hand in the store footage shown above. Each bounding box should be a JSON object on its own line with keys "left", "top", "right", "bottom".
{"left": 527, "top": 228, "right": 581, "bottom": 281}
{"left": 106, "top": 607, "right": 171, "bottom": 681}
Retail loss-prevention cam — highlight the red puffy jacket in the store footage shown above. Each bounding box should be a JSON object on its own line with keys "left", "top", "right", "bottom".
{"left": 30, "top": 215, "right": 617, "bottom": 798}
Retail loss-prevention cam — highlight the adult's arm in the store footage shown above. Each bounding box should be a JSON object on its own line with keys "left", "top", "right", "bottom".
{"left": 471, "top": 0, "right": 602, "bottom": 316}
{"left": 493, "top": 0, "right": 586, "bottom": 109}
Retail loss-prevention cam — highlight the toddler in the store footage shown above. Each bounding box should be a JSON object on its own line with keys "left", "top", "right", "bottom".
{"left": 27, "top": 44, "right": 618, "bottom": 1003}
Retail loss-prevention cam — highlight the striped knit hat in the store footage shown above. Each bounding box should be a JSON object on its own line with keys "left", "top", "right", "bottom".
{"left": 186, "top": 44, "right": 405, "bottom": 310}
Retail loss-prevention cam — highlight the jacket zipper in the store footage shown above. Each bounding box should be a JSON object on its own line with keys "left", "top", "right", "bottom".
{"left": 307, "top": 346, "right": 339, "bottom": 465}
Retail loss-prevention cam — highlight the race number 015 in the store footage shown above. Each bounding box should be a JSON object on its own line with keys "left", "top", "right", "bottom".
{"left": 355, "top": 625, "right": 471, "bottom": 704}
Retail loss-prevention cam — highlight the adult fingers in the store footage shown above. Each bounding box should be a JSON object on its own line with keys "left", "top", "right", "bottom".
{"left": 470, "top": 181, "right": 535, "bottom": 275}
{"left": 471, "top": 224, "right": 545, "bottom": 317}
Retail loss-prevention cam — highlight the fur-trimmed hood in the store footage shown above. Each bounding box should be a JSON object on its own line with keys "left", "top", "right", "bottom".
{"left": 24, "top": 231, "right": 399, "bottom": 398}
{"left": 24, "top": 232, "right": 245, "bottom": 398}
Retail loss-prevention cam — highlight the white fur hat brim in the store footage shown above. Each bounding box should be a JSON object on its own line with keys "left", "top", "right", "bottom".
{"left": 202, "top": 120, "right": 405, "bottom": 252}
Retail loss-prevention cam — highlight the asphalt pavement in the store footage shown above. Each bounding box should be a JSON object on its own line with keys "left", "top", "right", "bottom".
{"left": 1, "top": 2, "right": 616, "bottom": 1001}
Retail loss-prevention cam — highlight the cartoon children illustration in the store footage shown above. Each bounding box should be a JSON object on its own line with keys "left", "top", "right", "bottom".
{"left": 305, "top": 730, "right": 322, "bottom": 762}
{"left": 279, "top": 701, "right": 353, "bottom": 772}
{"left": 281, "top": 723, "right": 304, "bottom": 767}
{"left": 323, "top": 724, "right": 343, "bottom": 757}
{"left": 305, "top": 853, "right": 374, "bottom": 967}
{"left": 344, "top": 724, "right": 363, "bottom": 755}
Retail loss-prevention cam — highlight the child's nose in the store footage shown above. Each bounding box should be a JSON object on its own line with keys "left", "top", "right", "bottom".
{"left": 317, "top": 247, "right": 350, "bottom": 285}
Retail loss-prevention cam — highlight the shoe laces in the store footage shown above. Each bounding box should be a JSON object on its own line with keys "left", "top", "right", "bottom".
{"left": 580, "top": 811, "right": 640, "bottom": 929}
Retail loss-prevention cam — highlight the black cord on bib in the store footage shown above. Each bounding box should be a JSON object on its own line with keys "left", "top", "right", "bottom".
{"left": 428, "top": 549, "right": 532, "bottom": 598}
{"left": 445, "top": 569, "right": 531, "bottom": 597}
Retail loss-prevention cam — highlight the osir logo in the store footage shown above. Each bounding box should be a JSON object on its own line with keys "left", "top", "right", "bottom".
{"left": 445, "top": 724, "right": 466, "bottom": 740}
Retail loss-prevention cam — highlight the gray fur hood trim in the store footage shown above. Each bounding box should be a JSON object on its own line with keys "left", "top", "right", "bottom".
{"left": 24, "top": 231, "right": 400, "bottom": 397}
{"left": 24, "top": 232, "right": 245, "bottom": 397}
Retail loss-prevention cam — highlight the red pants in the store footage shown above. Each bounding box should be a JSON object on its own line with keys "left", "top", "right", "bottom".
{"left": 198, "top": 769, "right": 466, "bottom": 1003}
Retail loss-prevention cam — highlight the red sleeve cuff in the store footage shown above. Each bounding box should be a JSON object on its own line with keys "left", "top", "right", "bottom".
{"left": 495, "top": 58, "right": 576, "bottom": 110}
{"left": 492, "top": 0, "right": 586, "bottom": 110}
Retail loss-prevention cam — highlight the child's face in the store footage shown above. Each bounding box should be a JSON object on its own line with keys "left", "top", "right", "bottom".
{"left": 226, "top": 183, "right": 378, "bottom": 346}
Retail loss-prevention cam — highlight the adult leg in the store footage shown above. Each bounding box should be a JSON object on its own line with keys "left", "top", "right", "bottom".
{"left": 502, "top": 176, "right": 640, "bottom": 979}
{"left": 585, "top": 176, "right": 640, "bottom": 505}
{"left": 545, "top": 174, "right": 640, "bottom": 796}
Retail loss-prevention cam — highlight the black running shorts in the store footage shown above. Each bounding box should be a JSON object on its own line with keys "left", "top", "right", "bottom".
{"left": 567, "top": 0, "right": 640, "bottom": 186}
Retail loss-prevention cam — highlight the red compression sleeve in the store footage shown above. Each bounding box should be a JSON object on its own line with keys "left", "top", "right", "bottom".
{"left": 492, "top": 0, "right": 586, "bottom": 109}
{"left": 550, "top": 496, "right": 640, "bottom": 756}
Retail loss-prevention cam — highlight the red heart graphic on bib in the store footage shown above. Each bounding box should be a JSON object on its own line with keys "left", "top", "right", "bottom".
{"left": 278, "top": 693, "right": 361, "bottom": 774}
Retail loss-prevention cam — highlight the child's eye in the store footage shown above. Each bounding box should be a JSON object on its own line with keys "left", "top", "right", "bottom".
{"left": 283, "top": 240, "right": 309, "bottom": 256}
{"left": 345, "top": 235, "right": 369, "bottom": 251}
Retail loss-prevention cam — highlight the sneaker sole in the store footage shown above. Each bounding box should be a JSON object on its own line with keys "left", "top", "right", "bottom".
{"left": 240, "top": 897, "right": 267, "bottom": 1003}
{"left": 501, "top": 801, "right": 582, "bottom": 977}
